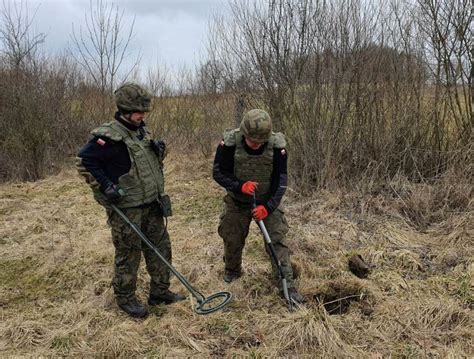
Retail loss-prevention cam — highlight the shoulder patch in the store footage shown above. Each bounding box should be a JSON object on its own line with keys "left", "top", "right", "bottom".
{"left": 281, "top": 149, "right": 286, "bottom": 156}
{"left": 96, "top": 138, "right": 106, "bottom": 146}
{"left": 219, "top": 140, "right": 225, "bottom": 146}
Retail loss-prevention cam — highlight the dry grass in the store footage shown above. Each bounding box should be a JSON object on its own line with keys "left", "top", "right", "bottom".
{"left": 0, "top": 154, "right": 472, "bottom": 357}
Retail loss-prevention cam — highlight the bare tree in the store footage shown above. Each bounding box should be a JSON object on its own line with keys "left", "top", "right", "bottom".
{"left": 0, "top": 0, "right": 45, "bottom": 69}
{"left": 71, "top": 0, "right": 140, "bottom": 95}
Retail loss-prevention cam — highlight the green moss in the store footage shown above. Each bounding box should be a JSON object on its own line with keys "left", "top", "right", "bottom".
{"left": 399, "top": 343, "right": 421, "bottom": 358}
{"left": 50, "top": 335, "right": 75, "bottom": 351}
{"left": 248, "top": 350, "right": 264, "bottom": 359}
{"left": 0, "top": 257, "right": 43, "bottom": 305}
{"left": 149, "top": 305, "right": 168, "bottom": 317}
{"left": 0, "top": 256, "right": 99, "bottom": 308}
{"left": 0, "top": 256, "right": 36, "bottom": 279}
{"left": 454, "top": 273, "right": 473, "bottom": 307}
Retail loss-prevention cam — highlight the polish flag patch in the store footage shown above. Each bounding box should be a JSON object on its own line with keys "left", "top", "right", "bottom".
{"left": 281, "top": 149, "right": 286, "bottom": 155}
{"left": 96, "top": 138, "right": 106, "bottom": 146}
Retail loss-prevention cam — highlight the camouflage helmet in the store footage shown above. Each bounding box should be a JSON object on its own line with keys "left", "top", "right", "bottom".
{"left": 240, "top": 109, "right": 272, "bottom": 143}
{"left": 114, "top": 82, "right": 152, "bottom": 112}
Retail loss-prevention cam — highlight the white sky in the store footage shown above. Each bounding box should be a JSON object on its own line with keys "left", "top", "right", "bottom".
{"left": 12, "top": 0, "right": 230, "bottom": 75}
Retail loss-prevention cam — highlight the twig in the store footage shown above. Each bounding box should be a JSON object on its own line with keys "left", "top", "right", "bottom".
{"left": 322, "top": 293, "right": 364, "bottom": 306}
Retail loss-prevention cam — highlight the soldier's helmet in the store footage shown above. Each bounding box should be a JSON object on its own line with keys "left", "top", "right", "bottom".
{"left": 114, "top": 82, "right": 152, "bottom": 113}
{"left": 240, "top": 109, "right": 272, "bottom": 143}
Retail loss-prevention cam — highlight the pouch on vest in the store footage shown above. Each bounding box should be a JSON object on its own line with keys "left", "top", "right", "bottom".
{"left": 159, "top": 194, "right": 173, "bottom": 217}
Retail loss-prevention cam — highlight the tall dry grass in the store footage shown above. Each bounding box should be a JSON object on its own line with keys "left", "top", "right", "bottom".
{"left": 0, "top": 154, "right": 472, "bottom": 357}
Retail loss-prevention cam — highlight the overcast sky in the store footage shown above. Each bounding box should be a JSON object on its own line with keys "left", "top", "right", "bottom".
{"left": 18, "top": 0, "right": 230, "bottom": 76}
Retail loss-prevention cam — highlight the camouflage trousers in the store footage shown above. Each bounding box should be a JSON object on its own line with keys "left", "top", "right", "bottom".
{"left": 106, "top": 203, "right": 171, "bottom": 304}
{"left": 218, "top": 195, "right": 295, "bottom": 288}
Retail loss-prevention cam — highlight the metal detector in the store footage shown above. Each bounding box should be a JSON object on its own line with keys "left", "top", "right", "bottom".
{"left": 110, "top": 203, "right": 232, "bottom": 315}
{"left": 252, "top": 194, "right": 296, "bottom": 310}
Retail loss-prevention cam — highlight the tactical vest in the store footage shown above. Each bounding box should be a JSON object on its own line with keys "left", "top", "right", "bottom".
{"left": 89, "top": 120, "right": 165, "bottom": 208}
{"left": 223, "top": 128, "right": 286, "bottom": 203}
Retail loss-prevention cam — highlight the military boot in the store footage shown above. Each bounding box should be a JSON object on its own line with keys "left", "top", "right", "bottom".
{"left": 148, "top": 290, "right": 186, "bottom": 306}
{"left": 117, "top": 298, "right": 148, "bottom": 318}
{"left": 223, "top": 270, "right": 242, "bottom": 283}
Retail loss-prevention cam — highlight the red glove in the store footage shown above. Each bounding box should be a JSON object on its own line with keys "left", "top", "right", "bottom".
{"left": 252, "top": 205, "right": 268, "bottom": 221}
{"left": 241, "top": 181, "right": 258, "bottom": 195}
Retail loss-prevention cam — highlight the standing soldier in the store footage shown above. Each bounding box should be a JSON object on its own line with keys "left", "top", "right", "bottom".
{"left": 213, "top": 109, "right": 304, "bottom": 304}
{"left": 76, "top": 82, "right": 185, "bottom": 318}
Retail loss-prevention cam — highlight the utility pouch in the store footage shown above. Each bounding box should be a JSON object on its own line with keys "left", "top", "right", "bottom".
{"left": 159, "top": 194, "right": 173, "bottom": 217}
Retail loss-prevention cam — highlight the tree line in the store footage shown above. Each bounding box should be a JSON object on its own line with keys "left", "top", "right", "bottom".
{"left": 0, "top": 0, "right": 472, "bottom": 192}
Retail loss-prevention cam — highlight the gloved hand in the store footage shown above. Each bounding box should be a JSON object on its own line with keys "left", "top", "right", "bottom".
{"left": 103, "top": 183, "right": 124, "bottom": 202}
{"left": 252, "top": 205, "right": 268, "bottom": 221}
{"left": 150, "top": 140, "right": 166, "bottom": 158}
{"left": 241, "top": 181, "right": 258, "bottom": 195}
{"left": 153, "top": 140, "right": 166, "bottom": 153}
{"left": 151, "top": 140, "right": 168, "bottom": 165}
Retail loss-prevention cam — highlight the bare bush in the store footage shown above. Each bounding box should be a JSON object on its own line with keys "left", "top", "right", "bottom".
{"left": 144, "top": 66, "right": 234, "bottom": 159}
{"left": 0, "top": 1, "right": 103, "bottom": 181}
{"left": 205, "top": 0, "right": 473, "bottom": 191}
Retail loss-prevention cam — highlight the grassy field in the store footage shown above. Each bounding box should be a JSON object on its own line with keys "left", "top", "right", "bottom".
{"left": 0, "top": 154, "right": 472, "bottom": 357}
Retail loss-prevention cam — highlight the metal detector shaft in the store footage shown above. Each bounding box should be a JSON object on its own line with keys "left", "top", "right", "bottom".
{"left": 255, "top": 218, "right": 291, "bottom": 304}
{"left": 252, "top": 196, "right": 292, "bottom": 307}
{"left": 109, "top": 203, "right": 232, "bottom": 314}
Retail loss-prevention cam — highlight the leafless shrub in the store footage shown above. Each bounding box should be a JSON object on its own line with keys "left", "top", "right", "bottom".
{"left": 204, "top": 0, "right": 472, "bottom": 191}
{"left": 0, "top": 1, "right": 106, "bottom": 181}
{"left": 144, "top": 66, "right": 234, "bottom": 159}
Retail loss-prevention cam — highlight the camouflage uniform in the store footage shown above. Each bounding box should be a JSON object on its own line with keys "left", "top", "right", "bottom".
{"left": 107, "top": 204, "right": 171, "bottom": 303}
{"left": 77, "top": 83, "right": 178, "bottom": 312}
{"left": 218, "top": 195, "right": 294, "bottom": 287}
{"left": 88, "top": 119, "right": 170, "bottom": 305}
{"left": 214, "top": 109, "right": 297, "bottom": 290}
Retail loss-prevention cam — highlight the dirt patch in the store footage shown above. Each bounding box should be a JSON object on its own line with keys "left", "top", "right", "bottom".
{"left": 312, "top": 280, "right": 368, "bottom": 315}
{"left": 348, "top": 254, "right": 371, "bottom": 278}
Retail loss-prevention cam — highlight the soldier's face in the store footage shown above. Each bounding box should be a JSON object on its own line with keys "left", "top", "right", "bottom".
{"left": 129, "top": 112, "right": 145, "bottom": 125}
{"left": 245, "top": 137, "right": 263, "bottom": 150}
